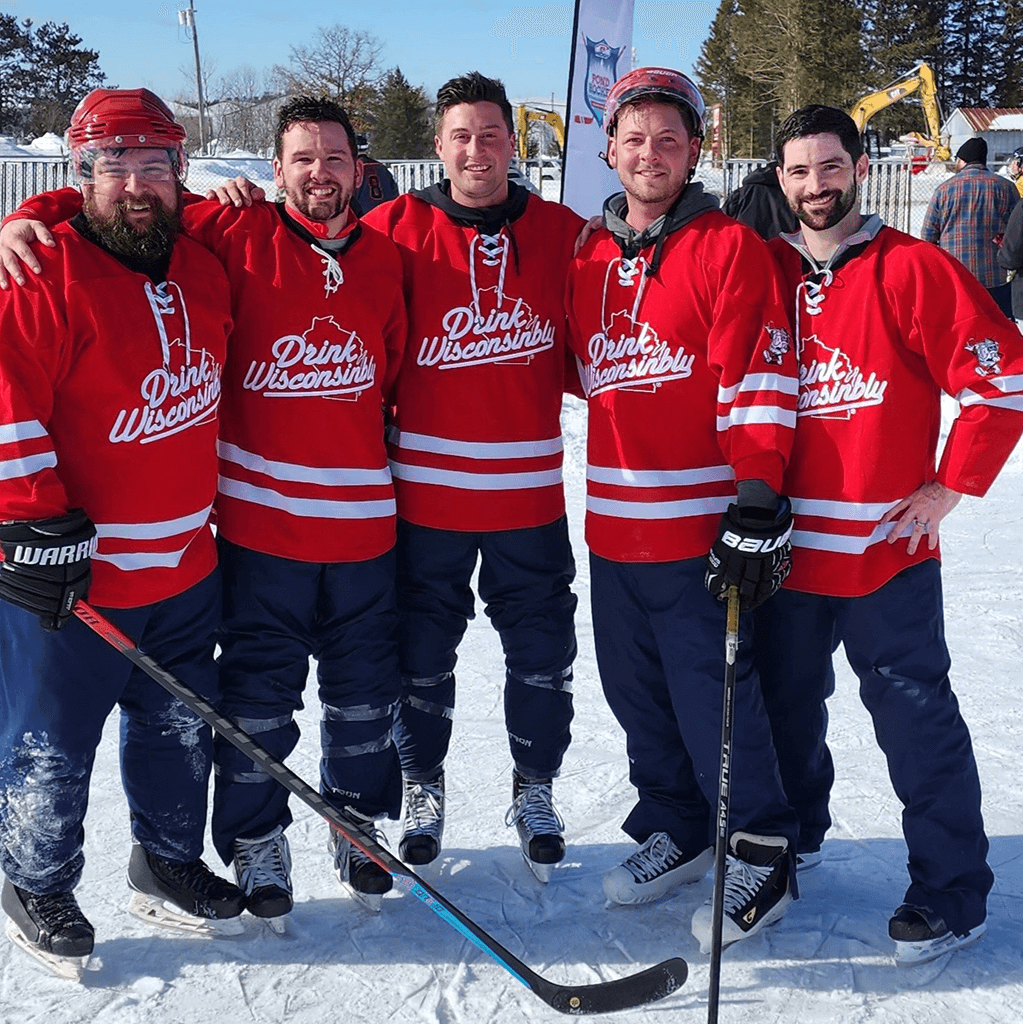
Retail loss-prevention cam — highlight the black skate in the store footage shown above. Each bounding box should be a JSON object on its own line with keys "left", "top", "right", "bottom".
{"left": 889, "top": 903, "right": 986, "bottom": 965}
{"left": 328, "top": 811, "right": 393, "bottom": 912}
{"left": 233, "top": 826, "right": 293, "bottom": 934}
{"left": 505, "top": 771, "right": 565, "bottom": 883}
{"left": 127, "top": 844, "right": 245, "bottom": 935}
{"left": 2, "top": 879, "right": 94, "bottom": 980}
{"left": 399, "top": 774, "right": 445, "bottom": 866}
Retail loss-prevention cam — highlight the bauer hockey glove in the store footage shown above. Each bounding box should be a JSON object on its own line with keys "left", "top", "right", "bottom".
{"left": 0, "top": 508, "right": 97, "bottom": 630}
{"left": 705, "top": 498, "right": 793, "bottom": 611}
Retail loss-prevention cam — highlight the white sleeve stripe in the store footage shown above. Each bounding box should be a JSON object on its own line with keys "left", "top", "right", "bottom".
{"left": 717, "top": 374, "right": 799, "bottom": 403}
{"left": 587, "top": 463, "right": 734, "bottom": 487}
{"left": 957, "top": 390, "right": 1023, "bottom": 411}
{"left": 218, "top": 477, "right": 396, "bottom": 519}
{"left": 0, "top": 420, "right": 48, "bottom": 445}
{"left": 218, "top": 440, "right": 392, "bottom": 486}
{"left": 385, "top": 426, "right": 563, "bottom": 460}
{"left": 717, "top": 407, "right": 798, "bottom": 430}
{"left": 0, "top": 451, "right": 57, "bottom": 481}
{"left": 95, "top": 504, "right": 214, "bottom": 540}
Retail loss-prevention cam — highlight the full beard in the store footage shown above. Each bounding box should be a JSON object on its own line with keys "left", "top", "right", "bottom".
{"left": 792, "top": 181, "right": 858, "bottom": 231}
{"left": 84, "top": 185, "right": 182, "bottom": 262}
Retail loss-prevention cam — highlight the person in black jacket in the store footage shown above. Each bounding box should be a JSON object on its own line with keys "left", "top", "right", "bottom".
{"left": 997, "top": 199, "right": 1023, "bottom": 329}
{"left": 722, "top": 161, "right": 799, "bottom": 240}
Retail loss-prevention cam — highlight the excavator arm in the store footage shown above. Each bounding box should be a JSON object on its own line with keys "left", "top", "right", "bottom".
{"left": 848, "top": 63, "right": 950, "bottom": 162}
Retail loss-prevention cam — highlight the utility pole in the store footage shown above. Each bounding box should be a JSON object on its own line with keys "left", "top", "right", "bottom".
{"left": 178, "top": 1, "right": 206, "bottom": 155}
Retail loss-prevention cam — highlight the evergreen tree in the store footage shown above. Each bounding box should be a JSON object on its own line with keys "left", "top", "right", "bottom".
{"left": 942, "top": 0, "right": 1004, "bottom": 108}
{"left": 0, "top": 15, "right": 33, "bottom": 136}
{"left": 367, "top": 68, "right": 433, "bottom": 160}
{"left": 25, "top": 21, "right": 106, "bottom": 136}
{"left": 993, "top": 2, "right": 1023, "bottom": 107}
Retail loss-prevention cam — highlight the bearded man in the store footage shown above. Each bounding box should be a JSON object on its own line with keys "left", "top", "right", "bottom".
{"left": 755, "top": 104, "right": 1023, "bottom": 964}
{"left": 0, "top": 88, "right": 242, "bottom": 979}
{"left": 0, "top": 96, "right": 409, "bottom": 924}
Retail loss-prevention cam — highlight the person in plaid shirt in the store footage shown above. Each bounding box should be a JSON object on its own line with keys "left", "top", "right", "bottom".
{"left": 921, "top": 137, "right": 1017, "bottom": 318}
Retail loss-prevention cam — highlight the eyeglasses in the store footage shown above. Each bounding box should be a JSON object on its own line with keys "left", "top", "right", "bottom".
{"left": 92, "top": 164, "right": 176, "bottom": 183}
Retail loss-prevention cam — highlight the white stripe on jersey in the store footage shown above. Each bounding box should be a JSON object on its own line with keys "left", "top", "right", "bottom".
{"left": 587, "top": 463, "right": 733, "bottom": 487}
{"left": 0, "top": 420, "right": 48, "bottom": 445}
{"left": 219, "top": 441, "right": 392, "bottom": 486}
{"left": 386, "top": 427, "right": 563, "bottom": 460}
{"left": 218, "top": 476, "right": 395, "bottom": 519}
{"left": 0, "top": 451, "right": 58, "bottom": 481}
{"left": 389, "top": 462, "right": 563, "bottom": 490}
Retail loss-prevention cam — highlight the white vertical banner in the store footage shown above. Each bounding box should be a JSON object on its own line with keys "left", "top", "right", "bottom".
{"left": 560, "top": 0, "right": 635, "bottom": 218}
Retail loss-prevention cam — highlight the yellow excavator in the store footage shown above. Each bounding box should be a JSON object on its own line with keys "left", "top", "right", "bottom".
{"left": 848, "top": 62, "right": 951, "bottom": 163}
{"left": 516, "top": 105, "right": 565, "bottom": 162}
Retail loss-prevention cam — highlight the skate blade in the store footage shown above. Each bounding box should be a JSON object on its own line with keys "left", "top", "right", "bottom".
{"left": 127, "top": 891, "right": 244, "bottom": 936}
{"left": 341, "top": 883, "right": 383, "bottom": 912}
{"left": 5, "top": 918, "right": 88, "bottom": 981}
{"left": 894, "top": 922, "right": 986, "bottom": 965}
{"left": 522, "top": 852, "right": 555, "bottom": 884}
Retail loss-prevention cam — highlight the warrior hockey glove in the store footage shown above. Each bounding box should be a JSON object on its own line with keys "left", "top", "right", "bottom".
{"left": 0, "top": 509, "right": 97, "bottom": 630}
{"left": 705, "top": 498, "right": 793, "bottom": 611}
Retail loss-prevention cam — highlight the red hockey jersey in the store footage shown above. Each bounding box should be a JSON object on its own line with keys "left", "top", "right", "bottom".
{"left": 566, "top": 207, "right": 798, "bottom": 563}
{"left": 364, "top": 191, "right": 583, "bottom": 532}
{"left": 11, "top": 190, "right": 407, "bottom": 564}
{"left": 0, "top": 222, "right": 230, "bottom": 608}
{"left": 769, "top": 219, "right": 1023, "bottom": 597}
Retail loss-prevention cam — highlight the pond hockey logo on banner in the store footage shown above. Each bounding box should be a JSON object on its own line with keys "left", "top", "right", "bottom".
{"left": 584, "top": 37, "right": 624, "bottom": 127}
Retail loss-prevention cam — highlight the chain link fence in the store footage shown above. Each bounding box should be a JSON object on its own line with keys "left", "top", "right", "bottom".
{"left": 1, "top": 154, "right": 964, "bottom": 240}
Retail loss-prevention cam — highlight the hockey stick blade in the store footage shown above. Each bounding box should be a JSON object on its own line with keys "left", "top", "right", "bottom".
{"left": 74, "top": 601, "right": 687, "bottom": 1014}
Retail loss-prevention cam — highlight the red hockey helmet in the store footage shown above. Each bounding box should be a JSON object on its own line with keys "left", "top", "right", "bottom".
{"left": 604, "top": 67, "right": 706, "bottom": 138}
{"left": 69, "top": 88, "right": 188, "bottom": 182}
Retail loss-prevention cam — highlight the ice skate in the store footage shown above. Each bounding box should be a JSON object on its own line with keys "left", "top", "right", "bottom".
{"left": 2, "top": 880, "right": 94, "bottom": 980}
{"left": 505, "top": 771, "right": 565, "bottom": 883}
{"left": 889, "top": 904, "right": 986, "bottom": 965}
{"left": 691, "top": 832, "right": 793, "bottom": 953}
{"left": 233, "top": 826, "right": 293, "bottom": 934}
{"left": 127, "top": 844, "right": 245, "bottom": 935}
{"left": 328, "top": 812, "right": 393, "bottom": 912}
{"left": 399, "top": 774, "right": 445, "bottom": 866}
{"left": 603, "top": 833, "right": 713, "bottom": 906}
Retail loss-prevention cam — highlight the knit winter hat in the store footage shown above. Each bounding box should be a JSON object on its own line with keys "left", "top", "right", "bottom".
{"left": 956, "top": 137, "right": 987, "bottom": 165}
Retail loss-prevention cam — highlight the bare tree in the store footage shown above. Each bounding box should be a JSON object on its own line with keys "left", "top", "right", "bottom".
{"left": 277, "top": 24, "right": 383, "bottom": 106}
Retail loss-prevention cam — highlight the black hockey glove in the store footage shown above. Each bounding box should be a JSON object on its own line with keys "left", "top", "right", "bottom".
{"left": 0, "top": 509, "right": 97, "bottom": 630}
{"left": 705, "top": 499, "right": 793, "bottom": 611}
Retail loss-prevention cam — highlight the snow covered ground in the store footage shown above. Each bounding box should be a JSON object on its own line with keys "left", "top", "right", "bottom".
{"left": 2, "top": 397, "right": 1022, "bottom": 1024}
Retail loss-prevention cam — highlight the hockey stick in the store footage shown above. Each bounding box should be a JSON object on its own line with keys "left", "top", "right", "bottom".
{"left": 74, "top": 601, "right": 687, "bottom": 1015}
{"left": 707, "top": 586, "right": 740, "bottom": 1024}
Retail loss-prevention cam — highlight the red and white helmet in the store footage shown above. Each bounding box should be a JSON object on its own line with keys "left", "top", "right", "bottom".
{"left": 604, "top": 67, "right": 706, "bottom": 138}
{"left": 69, "top": 88, "right": 188, "bottom": 182}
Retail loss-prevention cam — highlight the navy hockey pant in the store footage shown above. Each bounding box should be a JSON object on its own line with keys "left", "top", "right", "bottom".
{"left": 590, "top": 553, "right": 798, "bottom": 867}
{"left": 394, "top": 517, "right": 577, "bottom": 783}
{"left": 211, "top": 540, "right": 401, "bottom": 863}
{"left": 754, "top": 561, "right": 992, "bottom": 932}
{"left": 0, "top": 571, "right": 220, "bottom": 894}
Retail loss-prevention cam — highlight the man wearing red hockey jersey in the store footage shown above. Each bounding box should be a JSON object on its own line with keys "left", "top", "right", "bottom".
{"left": 363, "top": 72, "right": 582, "bottom": 881}
{"left": 565, "top": 67, "right": 800, "bottom": 949}
{"left": 0, "top": 88, "right": 243, "bottom": 977}
{"left": 0, "top": 97, "right": 409, "bottom": 920}
{"left": 758, "top": 104, "right": 1023, "bottom": 964}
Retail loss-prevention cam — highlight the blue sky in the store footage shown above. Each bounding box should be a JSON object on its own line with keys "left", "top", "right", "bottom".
{"left": 3, "top": 1, "right": 717, "bottom": 106}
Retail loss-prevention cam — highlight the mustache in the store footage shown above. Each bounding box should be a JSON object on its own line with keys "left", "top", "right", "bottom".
{"left": 798, "top": 190, "right": 842, "bottom": 203}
